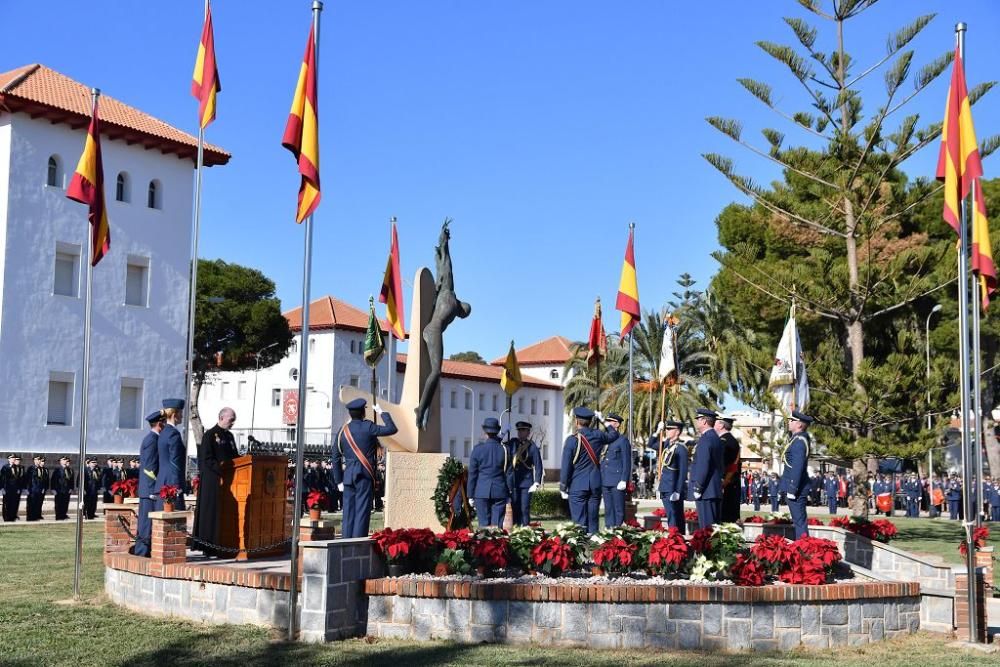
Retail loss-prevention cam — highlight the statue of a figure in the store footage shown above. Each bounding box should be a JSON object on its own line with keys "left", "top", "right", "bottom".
{"left": 416, "top": 219, "right": 471, "bottom": 429}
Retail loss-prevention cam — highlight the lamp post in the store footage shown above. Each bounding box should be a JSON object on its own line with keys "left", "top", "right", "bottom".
{"left": 250, "top": 341, "right": 279, "bottom": 440}
{"left": 925, "top": 304, "right": 942, "bottom": 475}
{"left": 459, "top": 384, "right": 475, "bottom": 459}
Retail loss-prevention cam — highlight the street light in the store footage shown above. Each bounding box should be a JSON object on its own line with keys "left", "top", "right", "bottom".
{"left": 459, "top": 384, "right": 475, "bottom": 459}
{"left": 250, "top": 341, "right": 279, "bottom": 438}
{"left": 926, "top": 304, "right": 942, "bottom": 475}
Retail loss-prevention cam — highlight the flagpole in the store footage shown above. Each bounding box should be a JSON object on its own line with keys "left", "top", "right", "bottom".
{"left": 288, "top": 0, "right": 322, "bottom": 642}
{"left": 386, "top": 216, "right": 396, "bottom": 403}
{"left": 971, "top": 183, "right": 984, "bottom": 529}
{"left": 955, "top": 20, "right": 980, "bottom": 646}
{"left": 72, "top": 88, "right": 100, "bottom": 600}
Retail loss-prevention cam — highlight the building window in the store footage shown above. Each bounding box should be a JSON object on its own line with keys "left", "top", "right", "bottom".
{"left": 349, "top": 375, "right": 360, "bottom": 388}
{"left": 531, "top": 398, "right": 537, "bottom": 415}
{"left": 350, "top": 340, "right": 355, "bottom": 353}
{"left": 543, "top": 399, "right": 549, "bottom": 416}
{"left": 449, "top": 438, "right": 457, "bottom": 457}
{"left": 125, "top": 257, "right": 149, "bottom": 307}
{"left": 308, "top": 338, "right": 316, "bottom": 353}
{"left": 450, "top": 391, "right": 457, "bottom": 409}
{"left": 47, "top": 373, "right": 73, "bottom": 425}
{"left": 147, "top": 180, "right": 161, "bottom": 209}
{"left": 271, "top": 388, "right": 281, "bottom": 407}
{"left": 518, "top": 397, "right": 525, "bottom": 414}
{"left": 464, "top": 392, "right": 472, "bottom": 410}
{"left": 550, "top": 369, "right": 559, "bottom": 379}
{"left": 47, "top": 155, "right": 62, "bottom": 187}
{"left": 115, "top": 172, "right": 130, "bottom": 202}
{"left": 464, "top": 438, "right": 472, "bottom": 458}
{"left": 542, "top": 444, "right": 549, "bottom": 460}
{"left": 289, "top": 368, "right": 299, "bottom": 382}
{"left": 118, "top": 379, "right": 142, "bottom": 429}
{"left": 53, "top": 244, "right": 80, "bottom": 297}
{"left": 237, "top": 380, "right": 247, "bottom": 400}
{"left": 492, "top": 394, "right": 498, "bottom": 412}
{"left": 478, "top": 393, "right": 485, "bottom": 411}
{"left": 220, "top": 381, "right": 229, "bottom": 399}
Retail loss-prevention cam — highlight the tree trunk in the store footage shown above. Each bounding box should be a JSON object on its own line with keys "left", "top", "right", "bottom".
{"left": 190, "top": 379, "right": 206, "bottom": 445}
{"left": 850, "top": 459, "right": 871, "bottom": 519}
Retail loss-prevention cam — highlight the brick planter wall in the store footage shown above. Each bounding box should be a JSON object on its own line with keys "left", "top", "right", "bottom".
{"left": 365, "top": 579, "right": 920, "bottom": 650}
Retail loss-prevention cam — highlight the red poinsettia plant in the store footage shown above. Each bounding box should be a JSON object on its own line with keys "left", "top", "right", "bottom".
{"left": 192, "top": 476, "right": 201, "bottom": 494}
{"left": 731, "top": 553, "right": 767, "bottom": 586}
{"left": 743, "top": 515, "right": 766, "bottom": 524}
{"left": 530, "top": 536, "right": 576, "bottom": 577}
{"left": 688, "top": 527, "right": 715, "bottom": 555}
{"left": 472, "top": 535, "right": 511, "bottom": 571}
{"left": 959, "top": 526, "right": 990, "bottom": 557}
{"left": 438, "top": 528, "right": 474, "bottom": 552}
{"left": 592, "top": 537, "right": 638, "bottom": 577}
{"left": 778, "top": 536, "right": 842, "bottom": 585}
{"left": 305, "top": 490, "right": 328, "bottom": 510}
{"left": 646, "top": 528, "right": 690, "bottom": 576}
{"left": 807, "top": 517, "right": 825, "bottom": 526}
{"left": 112, "top": 478, "right": 138, "bottom": 498}
{"left": 652, "top": 507, "right": 667, "bottom": 518}
{"left": 683, "top": 508, "right": 699, "bottom": 523}
{"left": 372, "top": 528, "right": 415, "bottom": 565}
{"left": 749, "top": 534, "right": 797, "bottom": 576}
{"left": 768, "top": 515, "right": 792, "bottom": 525}
{"left": 830, "top": 516, "right": 896, "bottom": 543}
{"left": 158, "top": 484, "right": 180, "bottom": 501}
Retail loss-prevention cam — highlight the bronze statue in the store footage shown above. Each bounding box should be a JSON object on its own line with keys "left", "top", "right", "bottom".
{"left": 416, "top": 219, "right": 471, "bottom": 429}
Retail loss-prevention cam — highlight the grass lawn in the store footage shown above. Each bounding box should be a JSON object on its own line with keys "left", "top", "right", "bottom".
{"left": 0, "top": 519, "right": 996, "bottom": 666}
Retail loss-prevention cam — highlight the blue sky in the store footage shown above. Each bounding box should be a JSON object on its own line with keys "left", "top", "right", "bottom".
{"left": 6, "top": 0, "right": 1000, "bottom": 363}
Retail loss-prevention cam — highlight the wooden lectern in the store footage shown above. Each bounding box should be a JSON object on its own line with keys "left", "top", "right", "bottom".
{"left": 218, "top": 455, "right": 291, "bottom": 561}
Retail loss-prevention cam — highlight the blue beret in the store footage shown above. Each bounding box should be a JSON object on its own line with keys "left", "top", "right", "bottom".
{"left": 482, "top": 417, "right": 501, "bottom": 433}
{"left": 162, "top": 398, "right": 185, "bottom": 410}
{"left": 145, "top": 410, "right": 163, "bottom": 424}
{"left": 695, "top": 408, "right": 717, "bottom": 419}
{"left": 572, "top": 407, "right": 594, "bottom": 420}
{"left": 605, "top": 413, "right": 624, "bottom": 423}
{"left": 791, "top": 410, "right": 814, "bottom": 424}
{"left": 515, "top": 421, "right": 532, "bottom": 429}
{"left": 346, "top": 398, "right": 366, "bottom": 411}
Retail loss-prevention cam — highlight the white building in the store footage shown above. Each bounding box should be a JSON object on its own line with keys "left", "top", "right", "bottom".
{"left": 196, "top": 295, "right": 567, "bottom": 475}
{"left": 0, "top": 63, "right": 229, "bottom": 456}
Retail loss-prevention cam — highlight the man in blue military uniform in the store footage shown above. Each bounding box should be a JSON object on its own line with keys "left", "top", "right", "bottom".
{"left": 652, "top": 419, "right": 687, "bottom": 530}
{"left": 83, "top": 458, "right": 101, "bottom": 519}
{"left": 25, "top": 455, "right": 49, "bottom": 521}
{"left": 768, "top": 472, "right": 781, "bottom": 512}
{"left": 50, "top": 456, "right": 75, "bottom": 521}
{"left": 987, "top": 477, "right": 1000, "bottom": 522}
{"left": 560, "top": 407, "right": 615, "bottom": 534}
{"left": 824, "top": 471, "right": 839, "bottom": 515}
{"left": 689, "top": 408, "right": 723, "bottom": 529}
{"left": 135, "top": 410, "right": 164, "bottom": 556}
{"left": 468, "top": 417, "right": 513, "bottom": 527}
{"left": 332, "top": 398, "right": 398, "bottom": 538}
{"left": 903, "top": 473, "right": 921, "bottom": 518}
{"left": 508, "top": 421, "right": 543, "bottom": 526}
{"left": 750, "top": 471, "right": 763, "bottom": 512}
{"left": 600, "top": 413, "right": 631, "bottom": 528}
{"left": 1, "top": 453, "right": 25, "bottom": 521}
{"left": 780, "top": 410, "right": 813, "bottom": 538}
{"left": 946, "top": 474, "right": 962, "bottom": 520}
{"left": 155, "top": 399, "right": 188, "bottom": 511}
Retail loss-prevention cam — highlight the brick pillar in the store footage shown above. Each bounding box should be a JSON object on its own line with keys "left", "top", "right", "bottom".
{"left": 149, "top": 511, "right": 187, "bottom": 574}
{"left": 104, "top": 506, "right": 136, "bottom": 553}
{"left": 974, "top": 546, "right": 994, "bottom": 588}
{"left": 299, "top": 517, "right": 337, "bottom": 542}
{"left": 954, "top": 568, "right": 987, "bottom": 643}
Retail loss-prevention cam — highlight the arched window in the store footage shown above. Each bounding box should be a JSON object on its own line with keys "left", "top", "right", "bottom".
{"left": 549, "top": 369, "right": 560, "bottom": 379}
{"left": 47, "top": 155, "right": 61, "bottom": 187}
{"left": 115, "top": 172, "right": 130, "bottom": 202}
{"left": 147, "top": 180, "right": 161, "bottom": 209}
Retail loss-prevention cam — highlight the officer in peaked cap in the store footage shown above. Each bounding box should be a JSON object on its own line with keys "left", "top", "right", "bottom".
{"left": 508, "top": 421, "right": 543, "bottom": 526}
{"left": 715, "top": 414, "right": 742, "bottom": 524}
{"left": 135, "top": 410, "right": 165, "bottom": 556}
{"left": 468, "top": 417, "right": 513, "bottom": 527}
{"left": 83, "top": 457, "right": 102, "bottom": 519}
{"left": 690, "top": 408, "right": 723, "bottom": 529}
{"left": 25, "top": 455, "right": 49, "bottom": 521}
{"left": 50, "top": 455, "right": 75, "bottom": 520}
{"left": 332, "top": 396, "right": 397, "bottom": 538}
{"left": 781, "top": 410, "right": 814, "bottom": 538}
{"left": 155, "top": 399, "right": 187, "bottom": 512}
{"left": 560, "top": 407, "right": 616, "bottom": 534}
{"left": 651, "top": 419, "right": 688, "bottom": 530}
{"left": 600, "top": 413, "right": 632, "bottom": 528}
{"left": 1, "top": 453, "right": 25, "bottom": 522}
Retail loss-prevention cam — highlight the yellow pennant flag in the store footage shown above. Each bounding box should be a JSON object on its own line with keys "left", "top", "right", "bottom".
{"left": 500, "top": 340, "right": 522, "bottom": 396}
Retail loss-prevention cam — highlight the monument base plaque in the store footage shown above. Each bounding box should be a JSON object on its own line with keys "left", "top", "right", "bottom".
{"left": 384, "top": 451, "right": 448, "bottom": 532}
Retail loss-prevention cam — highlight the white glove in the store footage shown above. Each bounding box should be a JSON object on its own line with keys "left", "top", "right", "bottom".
{"left": 669, "top": 492, "right": 680, "bottom": 502}
{"left": 560, "top": 491, "right": 569, "bottom": 500}
{"left": 373, "top": 404, "right": 383, "bottom": 415}
{"left": 693, "top": 492, "right": 702, "bottom": 500}
{"left": 655, "top": 420, "right": 664, "bottom": 434}
{"left": 337, "top": 483, "right": 344, "bottom": 492}
{"left": 786, "top": 493, "right": 795, "bottom": 500}
{"left": 593, "top": 410, "right": 604, "bottom": 422}
{"left": 501, "top": 429, "right": 510, "bottom": 442}
{"left": 616, "top": 481, "right": 627, "bottom": 491}
{"left": 529, "top": 483, "right": 539, "bottom": 493}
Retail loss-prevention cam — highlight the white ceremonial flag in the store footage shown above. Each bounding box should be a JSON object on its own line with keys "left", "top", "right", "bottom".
{"left": 768, "top": 304, "right": 809, "bottom": 414}
{"left": 658, "top": 316, "right": 679, "bottom": 383}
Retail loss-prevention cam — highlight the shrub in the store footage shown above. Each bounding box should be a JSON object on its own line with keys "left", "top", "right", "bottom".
{"left": 530, "top": 489, "right": 570, "bottom": 518}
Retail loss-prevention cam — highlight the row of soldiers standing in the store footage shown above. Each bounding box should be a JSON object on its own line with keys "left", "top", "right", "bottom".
{"left": 0, "top": 454, "right": 131, "bottom": 521}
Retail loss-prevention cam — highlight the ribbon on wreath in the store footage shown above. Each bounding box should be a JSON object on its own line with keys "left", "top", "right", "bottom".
{"left": 446, "top": 469, "right": 472, "bottom": 530}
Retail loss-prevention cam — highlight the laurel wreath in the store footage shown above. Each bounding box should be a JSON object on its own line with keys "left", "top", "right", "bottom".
{"left": 432, "top": 456, "right": 475, "bottom": 528}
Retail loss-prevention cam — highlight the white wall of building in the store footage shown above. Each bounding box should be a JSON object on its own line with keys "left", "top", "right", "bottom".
{"left": 0, "top": 113, "right": 193, "bottom": 455}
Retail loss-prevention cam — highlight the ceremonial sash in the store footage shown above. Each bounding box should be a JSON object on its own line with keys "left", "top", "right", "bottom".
{"left": 575, "top": 434, "right": 599, "bottom": 467}
{"left": 514, "top": 442, "right": 533, "bottom": 469}
{"left": 342, "top": 425, "right": 376, "bottom": 481}
{"left": 446, "top": 469, "right": 471, "bottom": 530}
{"left": 659, "top": 443, "right": 676, "bottom": 472}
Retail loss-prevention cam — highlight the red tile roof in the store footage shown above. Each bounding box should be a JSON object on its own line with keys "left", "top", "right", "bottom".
{"left": 490, "top": 335, "right": 577, "bottom": 366}
{"left": 397, "top": 354, "right": 563, "bottom": 390}
{"left": 0, "top": 64, "right": 229, "bottom": 166}
{"left": 284, "top": 295, "right": 399, "bottom": 335}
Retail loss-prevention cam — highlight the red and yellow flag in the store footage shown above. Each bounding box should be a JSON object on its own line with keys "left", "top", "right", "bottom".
{"left": 586, "top": 298, "right": 605, "bottom": 367}
{"left": 191, "top": 2, "right": 221, "bottom": 129}
{"left": 379, "top": 221, "right": 406, "bottom": 339}
{"left": 281, "top": 23, "right": 321, "bottom": 223}
{"left": 500, "top": 340, "right": 522, "bottom": 397}
{"left": 66, "top": 99, "right": 110, "bottom": 266}
{"left": 615, "top": 226, "right": 640, "bottom": 339}
{"left": 936, "top": 46, "right": 983, "bottom": 234}
{"left": 972, "top": 179, "right": 997, "bottom": 310}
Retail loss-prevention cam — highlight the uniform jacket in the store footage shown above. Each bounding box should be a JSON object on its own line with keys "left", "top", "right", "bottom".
{"left": 332, "top": 412, "right": 397, "bottom": 486}
{"left": 26, "top": 465, "right": 49, "bottom": 494}
{"left": 823, "top": 477, "right": 838, "bottom": 500}
{"left": 689, "top": 428, "right": 723, "bottom": 500}
{"left": 509, "top": 438, "right": 543, "bottom": 489}
{"left": 468, "top": 436, "right": 513, "bottom": 500}
{"left": 50, "top": 466, "right": 75, "bottom": 494}
{"left": 654, "top": 436, "right": 688, "bottom": 497}
{"left": 946, "top": 481, "right": 962, "bottom": 501}
{"left": 768, "top": 478, "right": 780, "bottom": 499}
{"left": 750, "top": 478, "right": 764, "bottom": 498}
{"left": 84, "top": 466, "right": 103, "bottom": 496}
{"left": 903, "top": 479, "right": 921, "bottom": 499}
{"left": 0, "top": 464, "right": 25, "bottom": 493}
{"left": 780, "top": 432, "right": 810, "bottom": 497}
{"left": 138, "top": 430, "right": 159, "bottom": 499}
{"left": 560, "top": 426, "right": 614, "bottom": 493}
{"left": 600, "top": 432, "right": 632, "bottom": 487}
{"left": 155, "top": 423, "right": 187, "bottom": 492}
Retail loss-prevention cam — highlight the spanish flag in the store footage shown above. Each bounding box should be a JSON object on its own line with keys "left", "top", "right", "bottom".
{"left": 379, "top": 222, "right": 406, "bottom": 339}
{"left": 500, "top": 340, "right": 522, "bottom": 396}
{"left": 936, "top": 46, "right": 982, "bottom": 234}
{"left": 972, "top": 179, "right": 997, "bottom": 310}
{"left": 191, "top": 1, "right": 221, "bottom": 129}
{"left": 615, "top": 226, "right": 640, "bottom": 339}
{"left": 66, "top": 99, "right": 110, "bottom": 266}
{"left": 586, "top": 298, "right": 605, "bottom": 367}
{"left": 281, "top": 23, "right": 321, "bottom": 223}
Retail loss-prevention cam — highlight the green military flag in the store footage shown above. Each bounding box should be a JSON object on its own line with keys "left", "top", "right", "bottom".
{"left": 364, "top": 296, "right": 385, "bottom": 368}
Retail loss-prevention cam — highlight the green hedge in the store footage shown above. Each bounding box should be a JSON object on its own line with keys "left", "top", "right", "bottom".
{"left": 530, "top": 489, "right": 570, "bottom": 519}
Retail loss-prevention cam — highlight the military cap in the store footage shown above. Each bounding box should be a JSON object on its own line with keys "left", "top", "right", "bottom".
{"left": 790, "top": 410, "right": 814, "bottom": 424}
{"left": 572, "top": 407, "right": 595, "bottom": 420}
{"left": 86, "top": 457, "right": 96, "bottom": 463}
{"left": 37, "top": 455, "right": 46, "bottom": 462}
{"left": 129, "top": 458, "right": 138, "bottom": 463}
{"left": 482, "top": 417, "right": 501, "bottom": 433}
{"left": 695, "top": 408, "right": 717, "bottom": 419}
{"left": 665, "top": 419, "right": 685, "bottom": 429}
{"left": 605, "top": 413, "right": 624, "bottom": 424}
{"left": 515, "top": 421, "right": 532, "bottom": 430}
{"left": 59, "top": 456, "right": 70, "bottom": 462}
{"left": 145, "top": 410, "right": 164, "bottom": 424}
{"left": 162, "top": 398, "right": 185, "bottom": 410}
{"left": 346, "top": 398, "right": 366, "bottom": 411}
{"left": 718, "top": 414, "right": 736, "bottom": 425}
{"left": 6, "top": 453, "right": 14, "bottom": 459}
